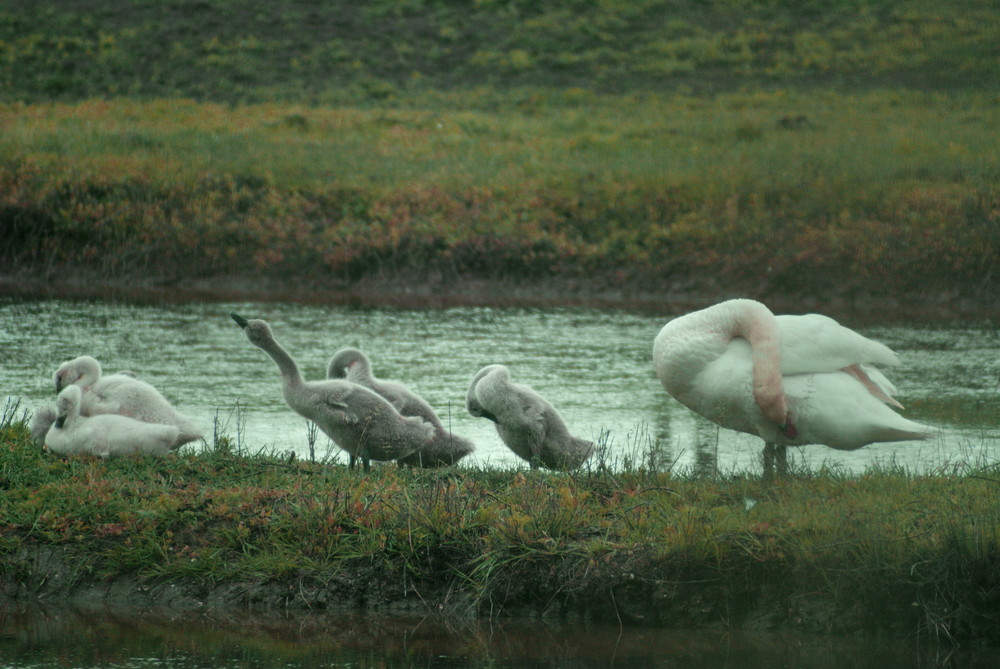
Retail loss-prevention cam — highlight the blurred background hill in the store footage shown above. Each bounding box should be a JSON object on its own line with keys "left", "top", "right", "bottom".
{"left": 3, "top": 0, "right": 996, "bottom": 104}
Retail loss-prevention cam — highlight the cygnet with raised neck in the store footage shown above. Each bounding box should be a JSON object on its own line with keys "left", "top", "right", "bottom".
{"left": 232, "top": 314, "right": 435, "bottom": 470}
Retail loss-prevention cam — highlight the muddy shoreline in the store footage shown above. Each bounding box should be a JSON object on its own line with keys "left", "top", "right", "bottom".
{"left": 1, "top": 272, "right": 994, "bottom": 324}
{"left": 0, "top": 545, "right": 947, "bottom": 640}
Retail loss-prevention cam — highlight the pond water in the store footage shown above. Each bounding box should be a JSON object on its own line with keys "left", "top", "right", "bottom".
{"left": 2, "top": 604, "right": 999, "bottom": 668}
{"left": 0, "top": 299, "right": 1000, "bottom": 473}
{"left": 1, "top": 298, "right": 998, "bottom": 474}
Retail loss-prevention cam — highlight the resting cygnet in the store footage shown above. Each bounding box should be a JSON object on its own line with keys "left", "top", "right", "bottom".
{"left": 53, "top": 355, "right": 203, "bottom": 448}
{"left": 45, "top": 385, "right": 180, "bottom": 458}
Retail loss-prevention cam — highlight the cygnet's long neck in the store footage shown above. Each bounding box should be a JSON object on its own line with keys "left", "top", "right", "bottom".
{"left": 55, "top": 388, "right": 82, "bottom": 429}
{"left": 257, "top": 335, "right": 305, "bottom": 390}
{"left": 77, "top": 357, "right": 102, "bottom": 388}
{"left": 66, "top": 396, "right": 81, "bottom": 425}
{"left": 346, "top": 358, "right": 376, "bottom": 385}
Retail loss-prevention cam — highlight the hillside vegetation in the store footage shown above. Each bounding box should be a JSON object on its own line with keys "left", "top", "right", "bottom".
{"left": 3, "top": 0, "right": 997, "bottom": 102}
{"left": 1, "top": 1, "right": 998, "bottom": 307}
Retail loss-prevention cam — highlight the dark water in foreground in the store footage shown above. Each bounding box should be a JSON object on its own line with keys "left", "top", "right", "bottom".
{"left": 2, "top": 298, "right": 998, "bottom": 474}
{"left": 2, "top": 605, "right": 999, "bottom": 669}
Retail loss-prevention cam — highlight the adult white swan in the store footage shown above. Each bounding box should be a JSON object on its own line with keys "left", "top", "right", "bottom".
{"left": 45, "top": 385, "right": 180, "bottom": 458}
{"left": 652, "top": 298, "right": 935, "bottom": 475}
{"left": 52, "top": 355, "right": 202, "bottom": 448}
{"left": 466, "top": 364, "right": 593, "bottom": 471}
{"left": 231, "top": 313, "right": 435, "bottom": 470}
{"left": 328, "top": 347, "right": 475, "bottom": 467}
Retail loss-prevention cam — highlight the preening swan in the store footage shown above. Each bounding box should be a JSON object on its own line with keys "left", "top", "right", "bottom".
{"left": 328, "top": 347, "right": 475, "bottom": 467}
{"left": 652, "top": 298, "right": 935, "bottom": 475}
{"left": 52, "top": 355, "right": 202, "bottom": 448}
{"left": 232, "top": 313, "right": 435, "bottom": 470}
{"left": 466, "top": 364, "right": 594, "bottom": 471}
{"left": 44, "top": 385, "right": 180, "bottom": 458}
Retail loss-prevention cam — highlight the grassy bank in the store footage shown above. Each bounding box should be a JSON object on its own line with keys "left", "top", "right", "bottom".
{"left": 2, "top": 407, "right": 998, "bottom": 643}
{"left": 2, "top": 91, "right": 997, "bottom": 306}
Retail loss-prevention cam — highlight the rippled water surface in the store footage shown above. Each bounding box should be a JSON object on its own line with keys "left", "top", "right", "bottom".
{"left": 2, "top": 605, "right": 999, "bottom": 669}
{"left": 1, "top": 298, "right": 997, "bottom": 473}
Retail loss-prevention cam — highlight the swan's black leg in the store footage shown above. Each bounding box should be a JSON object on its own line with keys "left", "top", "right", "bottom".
{"left": 348, "top": 453, "right": 371, "bottom": 472}
{"left": 763, "top": 442, "right": 788, "bottom": 479}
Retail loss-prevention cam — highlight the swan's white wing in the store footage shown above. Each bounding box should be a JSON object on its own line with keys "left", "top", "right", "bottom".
{"left": 859, "top": 363, "right": 898, "bottom": 397}
{"left": 776, "top": 314, "right": 900, "bottom": 375}
{"left": 88, "top": 375, "right": 171, "bottom": 418}
{"left": 780, "top": 372, "right": 932, "bottom": 449}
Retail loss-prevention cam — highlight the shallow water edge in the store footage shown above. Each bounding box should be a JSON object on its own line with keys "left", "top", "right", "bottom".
{"left": 2, "top": 272, "right": 995, "bottom": 325}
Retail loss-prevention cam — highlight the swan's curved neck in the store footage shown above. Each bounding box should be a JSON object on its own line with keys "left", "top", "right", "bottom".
{"left": 730, "top": 302, "right": 787, "bottom": 426}
{"left": 65, "top": 400, "right": 80, "bottom": 426}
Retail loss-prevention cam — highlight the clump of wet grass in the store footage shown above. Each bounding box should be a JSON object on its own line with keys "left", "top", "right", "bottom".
{"left": 1, "top": 407, "right": 998, "bottom": 643}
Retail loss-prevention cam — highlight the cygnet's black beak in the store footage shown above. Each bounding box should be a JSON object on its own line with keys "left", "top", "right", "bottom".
{"left": 54, "top": 415, "right": 66, "bottom": 429}
{"left": 231, "top": 312, "right": 249, "bottom": 329}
